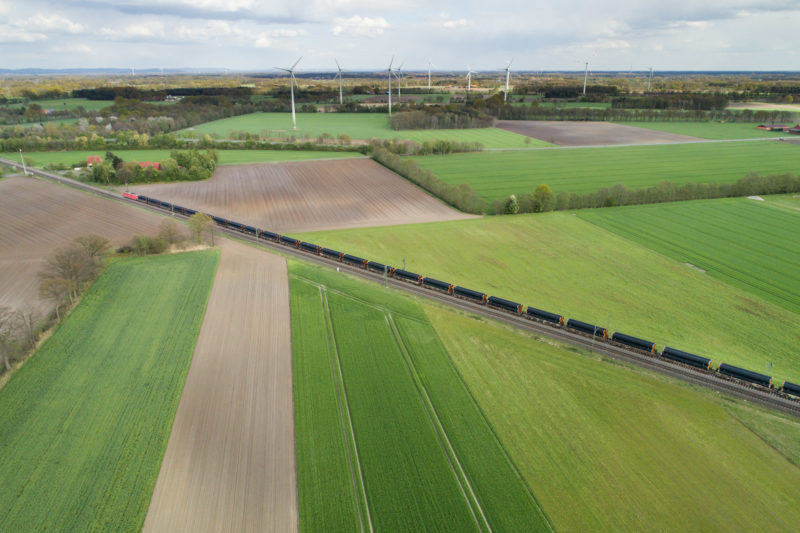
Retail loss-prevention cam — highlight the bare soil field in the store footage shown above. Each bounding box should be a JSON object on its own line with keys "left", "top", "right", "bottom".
{"left": 130, "top": 158, "right": 474, "bottom": 233}
{"left": 143, "top": 239, "right": 297, "bottom": 533}
{"left": 0, "top": 175, "right": 162, "bottom": 314}
{"left": 497, "top": 120, "right": 701, "bottom": 146}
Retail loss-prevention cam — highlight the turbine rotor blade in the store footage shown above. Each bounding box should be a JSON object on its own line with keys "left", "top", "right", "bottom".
{"left": 291, "top": 56, "right": 302, "bottom": 70}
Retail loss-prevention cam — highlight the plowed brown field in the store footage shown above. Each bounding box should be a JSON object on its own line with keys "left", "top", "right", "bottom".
{"left": 497, "top": 120, "right": 700, "bottom": 146}
{"left": 130, "top": 158, "right": 474, "bottom": 233}
{"left": 0, "top": 175, "right": 162, "bottom": 313}
{"left": 143, "top": 239, "right": 297, "bottom": 533}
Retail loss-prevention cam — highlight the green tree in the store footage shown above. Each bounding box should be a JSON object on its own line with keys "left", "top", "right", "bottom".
{"left": 504, "top": 194, "right": 520, "bottom": 214}
{"left": 187, "top": 212, "right": 214, "bottom": 245}
{"left": 534, "top": 184, "right": 556, "bottom": 212}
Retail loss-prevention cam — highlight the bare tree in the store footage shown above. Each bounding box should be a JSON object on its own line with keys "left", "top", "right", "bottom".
{"left": 158, "top": 219, "right": 185, "bottom": 246}
{"left": 17, "top": 307, "right": 40, "bottom": 351}
{"left": 0, "top": 307, "right": 19, "bottom": 372}
{"left": 73, "top": 234, "right": 111, "bottom": 258}
{"left": 39, "top": 244, "right": 102, "bottom": 303}
{"left": 39, "top": 278, "right": 71, "bottom": 321}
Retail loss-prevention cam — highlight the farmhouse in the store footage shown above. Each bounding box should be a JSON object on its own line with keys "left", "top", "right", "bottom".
{"left": 87, "top": 155, "right": 102, "bottom": 166}
{"left": 136, "top": 161, "right": 161, "bottom": 170}
{"left": 789, "top": 124, "right": 800, "bottom": 135}
{"left": 756, "top": 124, "right": 788, "bottom": 131}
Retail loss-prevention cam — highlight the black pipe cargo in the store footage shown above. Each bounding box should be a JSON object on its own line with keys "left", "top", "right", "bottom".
{"left": 212, "top": 216, "right": 228, "bottom": 226}
{"left": 367, "top": 261, "right": 389, "bottom": 273}
{"left": 172, "top": 204, "right": 186, "bottom": 213}
{"left": 567, "top": 319, "right": 606, "bottom": 337}
{"left": 422, "top": 277, "right": 452, "bottom": 292}
{"left": 185, "top": 208, "right": 197, "bottom": 216}
{"left": 260, "top": 230, "right": 278, "bottom": 241}
{"left": 343, "top": 254, "right": 366, "bottom": 267}
{"left": 488, "top": 296, "right": 522, "bottom": 313}
{"left": 244, "top": 225, "right": 258, "bottom": 235}
{"left": 612, "top": 332, "right": 656, "bottom": 352}
{"left": 393, "top": 269, "right": 421, "bottom": 283}
{"left": 300, "top": 241, "right": 319, "bottom": 253}
{"left": 718, "top": 363, "right": 772, "bottom": 387}
{"left": 781, "top": 381, "right": 800, "bottom": 397}
{"left": 526, "top": 307, "right": 563, "bottom": 325}
{"left": 321, "top": 247, "right": 342, "bottom": 259}
{"left": 661, "top": 347, "right": 711, "bottom": 370}
{"left": 454, "top": 286, "right": 486, "bottom": 302}
{"left": 279, "top": 235, "right": 298, "bottom": 246}
{"left": 160, "top": 200, "right": 172, "bottom": 209}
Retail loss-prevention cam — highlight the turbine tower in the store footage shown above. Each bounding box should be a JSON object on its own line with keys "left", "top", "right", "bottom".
{"left": 334, "top": 59, "right": 344, "bottom": 105}
{"left": 466, "top": 66, "right": 477, "bottom": 93}
{"left": 647, "top": 67, "right": 654, "bottom": 92}
{"left": 503, "top": 60, "right": 512, "bottom": 102}
{"left": 427, "top": 58, "right": 433, "bottom": 90}
{"left": 582, "top": 61, "right": 589, "bottom": 95}
{"left": 274, "top": 56, "right": 302, "bottom": 130}
{"left": 387, "top": 56, "right": 394, "bottom": 116}
{"left": 393, "top": 61, "right": 404, "bottom": 100}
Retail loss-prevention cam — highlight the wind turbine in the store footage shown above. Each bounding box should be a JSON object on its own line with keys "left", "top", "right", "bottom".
{"left": 582, "top": 52, "right": 597, "bottom": 95}
{"left": 393, "top": 60, "right": 404, "bottom": 100}
{"left": 427, "top": 58, "right": 433, "bottom": 90}
{"left": 274, "top": 56, "right": 302, "bottom": 130}
{"left": 503, "top": 60, "right": 512, "bottom": 102}
{"left": 466, "top": 66, "right": 477, "bottom": 93}
{"left": 334, "top": 59, "right": 344, "bottom": 105}
{"left": 647, "top": 67, "right": 654, "bottom": 92}
{"left": 387, "top": 56, "right": 394, "bottom": 116}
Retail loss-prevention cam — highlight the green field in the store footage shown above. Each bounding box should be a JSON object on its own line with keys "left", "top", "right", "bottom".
{"left": 616, "top": 121, "right": 787, "bottom": 140}
{"left": 0, "top": 250, "right": 218, "bottom": 531}
{"left": 427, "top": 305, "right": 800, "bottom": 531}
{"left": 1, "top": 97, "right": 112, "bottom": 112}
{"left": 579, "top": 197, "right": 800, "bottom": 314}
{"left": 296, "top": 212, "right": 800, "bottom": 383}
{"left": 411, "top": 140, "right": 799, "bottom": 201}
{"left": 184, "top": 112, "right": 545, "bottom": 148}
{"left": 290, "top": 261, "right": 551, "bottom": 532}
{"left": 3, "top": 148, "right": 361, "bottom": 168}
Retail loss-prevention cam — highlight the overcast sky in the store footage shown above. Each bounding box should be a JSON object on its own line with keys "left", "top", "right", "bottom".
{"left": 0, "top": 0, "right": 798, "bottom": 72}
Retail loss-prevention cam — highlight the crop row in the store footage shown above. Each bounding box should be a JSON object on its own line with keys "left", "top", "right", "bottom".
{"left": 0, "top": 251, "right": 218, "bottom": 531}
{"left": 412, "top": 140, "right": 800, "bottom": 201}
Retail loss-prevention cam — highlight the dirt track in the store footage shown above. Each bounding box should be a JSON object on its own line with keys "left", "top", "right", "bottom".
{"left": 497, "top": 120, "right": 701, "bottom": 146}
{"left": 130, "top": 158, "right": 473, "bottom": 233}
{"left": 143, "top": 239, "right": 297, "bottom": 533}
{"left": 0, "top": 175, "right": 162, "bottom": 314}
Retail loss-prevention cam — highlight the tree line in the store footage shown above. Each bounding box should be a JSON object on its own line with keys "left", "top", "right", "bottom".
{"left": 492, "top": 172, "right": 800, "bottom": 215}
{"left": 389, "top": 110, "right": 494, "bottom": 130}
{"left": 89, "top": 149, "right": 218, "bottom": 185}
{"left": 371, "top": 147, "right": 486, "bottom": 214}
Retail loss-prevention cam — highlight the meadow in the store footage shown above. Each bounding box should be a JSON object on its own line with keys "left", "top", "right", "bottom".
{"left": 411, "top": 140, "right": 799, "bottom": 201}
{"left": 426, "top": 305, "right": 800, "bottom": 531}
{"left": 4, "top": 148, "right": 361, "bottom": 168}
{"left": 0, "top": 97, "right": 112, "bottom": 112}
{"left": 295, "top": 212, "right": 800, "bottom": 383}
{"left": 579, "top": 197, "right": 800, "bottom": 314}
{"left": 614, "top": 121, "right": 786, "bottom": 140}
{"left": 0, "top": 250, "right": 218, "bottom": 532}
{"left": 290, "top": 261, "right": 551, "bottom": 532}
{"left": 183, "top": 112, "right": 544, "bottom": 148}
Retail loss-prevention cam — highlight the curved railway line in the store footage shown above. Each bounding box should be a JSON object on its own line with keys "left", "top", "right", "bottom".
{"left": 2, "top": 157, "right": 799, "bottom": 418}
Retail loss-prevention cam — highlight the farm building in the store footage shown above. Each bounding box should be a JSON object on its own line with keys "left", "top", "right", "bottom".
{"left": 87, "top": 155, "right": 102, "bottom": 166}
{"left": 789, "top": 124, "right": 800, "bottom": 135}
{"left": 136, "top": 161, "right": 161, "bottom": 170}
{"left": 756, "top": 124, "right": 788, "bottom": 131}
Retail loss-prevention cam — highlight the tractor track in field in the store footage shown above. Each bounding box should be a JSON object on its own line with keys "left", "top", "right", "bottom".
{"left": 5, "top": 159, "right": 799, "bottom": 418}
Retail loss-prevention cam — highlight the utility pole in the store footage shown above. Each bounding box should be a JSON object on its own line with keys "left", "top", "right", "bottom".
{"left": 19, "top": 148, "right": 28, "bottom": 176}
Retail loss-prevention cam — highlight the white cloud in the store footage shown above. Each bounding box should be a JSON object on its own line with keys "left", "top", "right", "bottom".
{"left": 61, "top": 43, "right": 92, "bottom": 53}
{"left": 27, "top": 13, "right": 84, "bottom": 33}
{"left": 442, "top": 18, "right": 467, "bottom": 29}
{"left": 0, "top": 27, "right": 48, "bottom": 43}
{"left": 332, "top": 15, "right": 388, "bottom": 37}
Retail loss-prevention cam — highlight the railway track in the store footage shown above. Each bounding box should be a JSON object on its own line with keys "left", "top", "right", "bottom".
{"left": 3, "top": 157, "right": 799, "bottom": 418}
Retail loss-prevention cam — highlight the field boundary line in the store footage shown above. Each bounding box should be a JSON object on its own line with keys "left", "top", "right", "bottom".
{"left": 318, "top": 285, "right": 374, "bottom": 533}
{"left": 384, "top": 311, "right": 491, "bottom": 533}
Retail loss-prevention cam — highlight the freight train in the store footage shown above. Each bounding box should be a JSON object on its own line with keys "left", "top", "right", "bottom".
{"left": 126, "top": 192, "right": 800, "bottom": 403}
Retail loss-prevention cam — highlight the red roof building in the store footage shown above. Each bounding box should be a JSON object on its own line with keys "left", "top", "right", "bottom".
{"left": 87, "top": 155, "right": 102, "bottom": 166}
{"left": 136, "top": 161, "right": 161, "bottom": 170}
